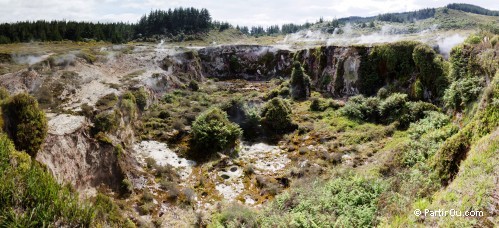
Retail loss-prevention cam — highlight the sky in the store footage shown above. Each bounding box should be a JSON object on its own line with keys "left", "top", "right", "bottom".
{"left": 0, "top": 0, "right": 497, "bottom": 27}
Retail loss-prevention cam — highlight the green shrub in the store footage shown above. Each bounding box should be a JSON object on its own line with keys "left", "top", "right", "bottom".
{"left": 310, "top": 97, "right": 343, "bottom": 112}
{"left": 0, "top": 87, "right": 9, "bottom": 100}
{"left": 411, "top": 78, "right": 424, "bottom": 100}
{"left": 367, "top": 41, "right": 419, "bottom": 84}
{"left": 95, "top": 132, "right": 113, "bottom": 144}
{"left": 341, "top": 93, "right": 436, "bottom": 128}
{"left": 96, "top": 93, "right": 118, "bottom": 111}
{"left": 328, "top": 99, "right": 344, "bottom": 109}
{"left": 120, "top": 93, "right": 137, "bottom": 122}
{"left": 379, "top": 93, "right": 408, "bottom": 123}
{"left": 290, "top": 61, "right": 311, "bottom": 100}
{"left": 80, "top": 103, "right": 95, "bottom": 118}
{"left": 93, "top": 193, "right": 128, "bottom": 226}
{"left": 210, "top": 204, "right": 259, "bottom": 228}
{"left": 309, "top": 97, "right": 326, "bottom": 111}
{"left": 264, "top": 88, "right": 279, "bottom": 100}
{"left": 491, "top": 35, "right": 498, "bottom": 47}
{"left": 278, "top": 86, "right": 290, "bottom": 96}
{"left": 340, "top": 95, "right": 367, "bottom": 120}
{"left": 0, "top": 134, "right": 94, "bottom": 226}
{"left": 190, "top": 107, "right": 242, "bottom": 159}
{"left": 93, "top": 111, "right": 120, "bottom": 133}
{"left": 376, "top": 87, "right": 389, "bottom": 99}
{"left": 189, "top": 80, "right": 200, "bottom": 91}
{"left": 464, "top": 34, "right": 482, "bottom": 44}
{"left": 163, "top": 93, "right": 176, "bottom": 103}
{"left": 133, "top": 87, "right": 148, "bottom": 111}
{"left": 340, "top": 95, "right": 380, "bottom": 122}
{"left": 121, "top": 92, "right": 136, "bottom": 103}
{"left": 403, "top": 112, "right": 457, "bottom": 167}
{"left": 1, "top": 93, "right": 48, "bottom": 157}
{"left": 433, "top": 75, "right": 498, "bottom": 184}
{"left": 412, "top": 44, "right": 447, "bottom": 97}
{"left": 261, "top": 98, "right": 295, "bottom": 133}
{"left": 443, "top": 76, "right": 484, "bottom": 110}
{"left": 405, "top": 101, "right": 439, "bottom": 123}
{"left": 261, "top": 173, "right": 385, "bottom": 227}
{"left": 222, "top": 97, "right": 262, "bottom": 139}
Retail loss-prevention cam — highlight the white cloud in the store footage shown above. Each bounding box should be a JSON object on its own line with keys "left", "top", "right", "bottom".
{"left": 0, "top": 0, "right": 497, "bottom": 26}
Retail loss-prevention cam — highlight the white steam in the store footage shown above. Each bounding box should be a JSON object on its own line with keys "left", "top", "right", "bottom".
{"left": 436, "top": 34, "right": 466, "bottom": 59}
{"left": 11, "top": 54, "right": 45, "bottom": 65}
{"left": 280, "top": 22, "right": 472, "bottom": 53}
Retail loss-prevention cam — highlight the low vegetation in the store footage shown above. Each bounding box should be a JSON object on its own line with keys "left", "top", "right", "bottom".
{"left": 0, "top": 133, "right": 94, "bottom": 226}
{"left": 1, "top": 93, "right": 47, "bottom": 157}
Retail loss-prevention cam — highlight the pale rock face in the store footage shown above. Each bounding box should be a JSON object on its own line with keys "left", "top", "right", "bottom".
{"left": 47, "top": 114, "right": 86, "bottom": 136}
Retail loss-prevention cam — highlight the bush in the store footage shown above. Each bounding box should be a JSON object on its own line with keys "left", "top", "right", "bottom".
{"left": 465, "top": 34, "right": 482, "bottom": 44}
{"left": 379, "top": 93, "right": 408, "bottom": 123}
{"left": 93, "top": 193, "right": 129, "bottom": 226}
{"left": 261, "top": 173, "right": 386, "bottom": 227}
{"left": 309, "top": 98, "right": 325, "bottom": 111}
{"left": 1, "top": 93, "right": 48, "bottom": 157}
{"left": 264, "top": 89, "right": 279, "bottom": 100}
{"left": 93, "top": 111, "right": 120, "bottom": 133}
{"left": 261, "top": 98, "right": 295, "bottom": 133}
{"left": 133, "top": 87, "right": 148, "bottom": 111}
{"left": 376, "top": 87, "right": 389, "bottom": 99}
{"left": 443, "top": 76, "right": 484, "bottom": 110}
{"left": 0, "top": 87, "right": 9, "bottom": 100}
{"left": 80, "top": 103, "right": 95, "bottom": 118}
{"left": 95, "top": 93, "right": 118, "bottom": 111}
{"left": 340, "top": 95, "right": 380, "bottom": 122}
{"left": 405, "top": 101, "right": 439, "bottom": 123}
{"left": 403, "top": 112, "right": 457, "bottom": 167}
{"left": 310, "top": 98, "right": 343, "bottom": 112}
{"left": 0, "top": 134, "right": 94, "bottom": 226}
{"left": 340, "top": 96, "right": 367, "bottom": 120}
{"left": 210, "top": 204, "right": 259, "bottom": 228}
{"left": 290, "top": 61, "right": 311, "bottom": 100}
{"left": 222, "top": 97, "right": 262, "bottom": 139}
{"left": 190, "top": 107, "right": 242, "bottom": 159}
{"left": 120, "top": 92, "right": 137, "bottom": 122}
{"left": 189, "top": 80, "right": 199, "bottom": 91}
{"left": 412, "top": 44, "right": 447, "bottom": 99}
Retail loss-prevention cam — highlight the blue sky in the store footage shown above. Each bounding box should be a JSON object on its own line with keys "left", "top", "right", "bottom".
{"left": 0, "top": 0, "right": 497, "bottom": 26}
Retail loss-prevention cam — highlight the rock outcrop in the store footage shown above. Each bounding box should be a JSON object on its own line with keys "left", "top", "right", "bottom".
{"left": 196, "top": 45, "right": 368, "bottom": 97}
{"left": 198, "top": 45, "right": 293, "bottom": 80}
{"left": 36, "top": 114, "right": 130, "bottom": 195}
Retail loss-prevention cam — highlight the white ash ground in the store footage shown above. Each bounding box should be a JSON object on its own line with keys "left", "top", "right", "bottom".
{"left": 133, "top": 141, "right": 196, "bottom": 180}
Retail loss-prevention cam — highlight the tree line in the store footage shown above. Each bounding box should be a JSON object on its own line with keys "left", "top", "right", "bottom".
{"left": 0, "top": 7, "right": 212, "bottom": 44}
{"left": 0, "top": 21, "right": 134, "bottom": 44}
{"left": 236, "top": 22, "right": 315, "bottom": 36}
{"left": 136, "top": 7, "right": 211, "bottom": 37}
{"left": 446, "top": 3, "right": 499, "bottom": 16}
{"left": 377, "top": 8, "right": 436, "bottom": 23}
